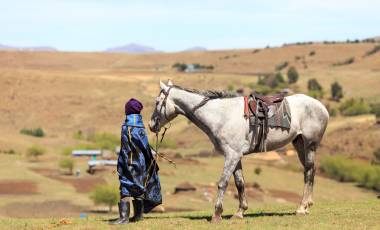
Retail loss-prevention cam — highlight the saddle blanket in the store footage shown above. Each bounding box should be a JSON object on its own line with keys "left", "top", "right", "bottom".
{"left": 267, "top": 99, "right": 292, "bottom": 129}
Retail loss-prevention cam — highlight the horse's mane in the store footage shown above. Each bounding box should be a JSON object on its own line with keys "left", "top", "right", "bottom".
{"left": 173, "top": 85, "right": 239, "bottom": 99}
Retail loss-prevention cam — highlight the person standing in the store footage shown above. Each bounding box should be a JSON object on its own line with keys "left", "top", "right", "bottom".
{"left": 110, "top": 98, "right": 162, "bottom": 225}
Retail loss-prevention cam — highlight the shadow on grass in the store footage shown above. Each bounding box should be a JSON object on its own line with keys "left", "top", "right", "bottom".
{"left": 144, "top": 211, "right": 296, "bottom": 222}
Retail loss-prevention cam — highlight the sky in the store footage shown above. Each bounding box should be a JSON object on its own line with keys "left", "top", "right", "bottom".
{"left": 1, "top": 0, "right": 379, "bottom": 52}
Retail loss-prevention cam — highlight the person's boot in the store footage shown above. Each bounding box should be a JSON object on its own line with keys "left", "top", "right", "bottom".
{"left": 131, "top": 199, "right": 144, "bottom": 222}
{"left": 109, "top": 200, "right": 130, "bottom": 225}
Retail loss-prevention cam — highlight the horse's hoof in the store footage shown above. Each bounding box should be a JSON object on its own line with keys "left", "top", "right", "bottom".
{"left": 231, "top": 213, "right": 244, "bottom": 220}
{"left": 211, "top": 214, "right": 222, "bottom": 223}
{"left": 296, "top": 208, "right": 309, "bottom": 215}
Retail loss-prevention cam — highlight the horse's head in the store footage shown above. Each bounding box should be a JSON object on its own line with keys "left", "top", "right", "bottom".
{"left": 149, "top": 80, "right": 178, "bottom": 133}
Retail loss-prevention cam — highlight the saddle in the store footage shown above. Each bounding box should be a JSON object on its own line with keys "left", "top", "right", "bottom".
{"left": 244, "top": 92, "right": 287, "bottom": 152}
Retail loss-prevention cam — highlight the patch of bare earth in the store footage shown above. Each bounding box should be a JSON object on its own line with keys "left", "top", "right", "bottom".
{"left": 30, "top": 168, "right": 106, "bottom": 193}
{"left": 0, "top": 180, "right": 38, "bottom": 195}
{"left": 268, "top": 189, "right": 301, "bottom": 203}
{"left": 0, "top": 200, "right": 85, "bottom": 218}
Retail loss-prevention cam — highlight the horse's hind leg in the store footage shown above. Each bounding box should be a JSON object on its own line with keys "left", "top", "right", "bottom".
{"left": 292, "top": 135, "right": 316, "bottom": 215}
{"left": 231, "top": 160, "right": 248, "bottom": 219}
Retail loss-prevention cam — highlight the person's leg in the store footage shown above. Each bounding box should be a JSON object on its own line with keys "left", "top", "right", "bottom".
{"left": 109, "top": 197, "right": 131, "bottom": 225}
{"left": 132, "top": 196, "right": 144, "bottom": 222}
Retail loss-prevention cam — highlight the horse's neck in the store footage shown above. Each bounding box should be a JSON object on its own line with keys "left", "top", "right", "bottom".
{"left": 171, "top": 89, "right": 218, "bottom": 137}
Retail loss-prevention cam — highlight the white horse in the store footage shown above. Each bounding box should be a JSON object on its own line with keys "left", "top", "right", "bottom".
{"left": 149, "top": 80, "right": 329, "bottom": 222}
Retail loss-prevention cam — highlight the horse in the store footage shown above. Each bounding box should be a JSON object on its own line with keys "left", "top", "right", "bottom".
{"left": 149, "top": 80, "right": 329, "bottom": 222}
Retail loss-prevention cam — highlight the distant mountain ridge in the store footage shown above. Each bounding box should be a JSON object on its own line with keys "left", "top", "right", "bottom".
{"left": 183, "top": 46, "right": 207, "bottom": 52}
{"left": 0, "top": 44, "right": 57, "bottom": 51}
{"left": 105, "top": 43, "right": 159, "bottom": 53}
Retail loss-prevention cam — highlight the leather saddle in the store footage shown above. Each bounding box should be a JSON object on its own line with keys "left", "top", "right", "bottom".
{"left": 244, "top": 92, "right": 285, "bottom": 119}
{"left": 244, "top": 92, "right": 285, "bottom": 152}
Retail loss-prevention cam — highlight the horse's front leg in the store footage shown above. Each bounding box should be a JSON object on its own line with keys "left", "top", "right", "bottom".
{"left": 211, "top": 154, "right": 240, "bottom": 223}
{"left": 231, "top": 160, "right": 248, "bottom": 219}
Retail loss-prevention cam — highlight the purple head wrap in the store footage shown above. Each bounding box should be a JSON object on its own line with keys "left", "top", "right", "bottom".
{"left": 125, "top": 98, "right": 143, "bottom": 115}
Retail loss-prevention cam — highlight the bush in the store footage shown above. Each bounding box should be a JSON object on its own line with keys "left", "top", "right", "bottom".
{"left": 275, "top": 61, "right": 288, "bottom": 71}
{"left": 339, "top": 98, "right": 371, "bottom": 116}
{"left": 73, "top": 130, "right": 84, "bottom": 140}
{"left": 27, "top": 146, "right": 46, "bottom": 160}
{"left": 59, "top": 158, "right": 75, "bottom": 175}
{"left": 333, "top": 57, "right": 355, "bottom": 66}
{"left": 331, "top": 81, "right": 343, "bottom": 101}
{"left": 307, "top": 78, "right": 323, "bottom": 91}
{"left": 287, "top": 67, "right": 299, "bottom": 84}
{"left": 320, "top": 155, "right": 380, "bottom": 191}
{"left": 90, "top": 184, "right": 119, "bottom": 212}
{"left": 20, "top": 128, "right": 45, "bottom": 137}
{"left": 309, "top": 50, "right": 316, "bottom": 56}
{"left": 172, "top": 62, "right": 187, "bottom": 72}
{"left": 370, "top": 103, "right": 380, "bottom": 120}
{"left": 363, "top": 45, "right": 380, "bottom": 57}
{"left": 308, "top": 90, "right": 324, "bottom": 99}
{"left": 326, "top": 104, "right": 338, "bottom": 117}
{"left": 254, "top": 167, "right": 262, "bottom": 175}
{"left": 227, "top": 84, "right": 234, "bottom": 91}
{"left": 373, "top": 148, "right": 380, "bottom": 164}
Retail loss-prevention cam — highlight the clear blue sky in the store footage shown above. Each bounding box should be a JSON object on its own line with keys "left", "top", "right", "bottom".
{"left": 1, "top": 0, "right": 379, "bottom": 51}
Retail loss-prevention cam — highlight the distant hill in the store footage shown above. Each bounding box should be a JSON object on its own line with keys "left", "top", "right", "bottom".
{"left": 105, "top": 43, "right": 159, "bottom": 53}
{"left": 183, "top": 46, "right": 207, "bottom": 52}
{"left": 0, "top": 44, "right": 57, "bottom": 51}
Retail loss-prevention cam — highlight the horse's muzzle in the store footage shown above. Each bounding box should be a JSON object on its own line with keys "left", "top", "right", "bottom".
{"left": 149, "top": 120, "right": 160, "bottom": 133}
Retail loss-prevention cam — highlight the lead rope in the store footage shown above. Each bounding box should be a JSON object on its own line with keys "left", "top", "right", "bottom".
{"left": 144, "top": 124, "right": 176, "bottom": 188}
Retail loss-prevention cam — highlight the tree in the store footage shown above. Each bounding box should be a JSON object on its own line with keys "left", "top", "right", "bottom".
{"left": 307, "top": 78, "right": 323, "bottom": 91}
{"left": 90, "top": 184, "right": 119, "bottom": 212}
{"left": 287, "top": 67, "right": 299, "bottom": 84}
{"left": 331, "top": 81, "right": 343, "bottom": 101}
{"left": 26, "top": 145, "right": 46, "bottom": 161}
{"left": 59, "top": 158, "right": 75, "bottom": 175}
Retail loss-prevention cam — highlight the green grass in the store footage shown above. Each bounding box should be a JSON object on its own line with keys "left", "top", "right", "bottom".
{"left": 0, "top": 199, "right": 378, "bottom": 229}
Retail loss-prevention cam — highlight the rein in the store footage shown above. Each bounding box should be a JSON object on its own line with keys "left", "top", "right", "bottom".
{"left": 144, "top": 87, "right": 176, "bottom": 187}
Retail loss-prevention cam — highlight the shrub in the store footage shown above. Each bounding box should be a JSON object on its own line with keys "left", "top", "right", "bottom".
{"left": 339, "top": 98, "right": 371, "bottom": 116}
{"left": 326, "top": 104, "right": 338, "bottom": 117}
{"left": 20, "top": 128, "right": 45, "bottom": 137}
{"left": 0, "top": 149, "right": 16, "bottom": 155}
{"left": 287, "top": 67, "right": 299, "bottom": 84}
{"left": 333, "top": 57, "right": 355, "bottom": 66}
{"left": 309, "top": 50, "right": 316, "bottom": 56}
{"left": 59, "top": 158, "right": 75, "bottom": 175}
{"left": 308, "top": 90, "right": 324, "bottom": 99}
{"left": 320, "top": 155, "right": 380, "bottom": 191}
{"left": 27, "top": 146, "right": 46, "bottom": 160}
{"left": 90, "top": 184, "right": 119, "bottom": 212}
{"left": 373, "top": 148, "right": 380, "bottom": 164}
{"left": 73, "top": 130, "right": 84, "bottom": 140}
{"left": 275, "top": 61, "right": 288, "bottom": 71}
{"left": 307, "top": 78, "right": 323, "bottom": 91}
{"left": 363, "top": 45, "right": 380, "bottom": 57}
{"left": 254, "top": 167, "right": 262, "bottom": 175}
{"left": 370, "top": 103, "right": 380, "bottom": 120}
{"left": 172, "top": 62, "right": 187, "bottom": 72}
{"left": 331, "top": 81, "right": 343, "bottom": 101}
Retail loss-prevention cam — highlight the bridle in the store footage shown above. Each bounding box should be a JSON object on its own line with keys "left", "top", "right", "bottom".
{"left": 144, "top": 86, "right": 176, "bottom": 187}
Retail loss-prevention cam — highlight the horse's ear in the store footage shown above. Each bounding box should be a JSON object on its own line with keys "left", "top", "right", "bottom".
{"left": 167, "top": 80, "right": 173, "bottom": 86}
{"left": 160, "top": 81, "right": 169, "bottom": 92}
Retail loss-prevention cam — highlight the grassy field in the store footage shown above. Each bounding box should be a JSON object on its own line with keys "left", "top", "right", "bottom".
{"left": 0, "top": 43, "right": 379, "bottom": 228}
{"left": 1, "top": 199, "right": 379, "bottom": 230}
